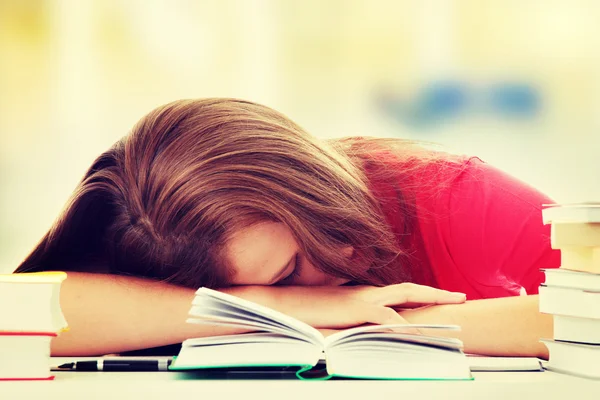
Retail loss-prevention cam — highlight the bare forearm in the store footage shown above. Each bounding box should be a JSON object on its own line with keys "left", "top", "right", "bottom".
{"left": 401, "top": 295, "right": 552, "bottom": 359}
{"left": 53, "top": 273, "right": 469, "bottom": 356}
{"left": 53, "top": 272, "right": 261, "bottom": 356}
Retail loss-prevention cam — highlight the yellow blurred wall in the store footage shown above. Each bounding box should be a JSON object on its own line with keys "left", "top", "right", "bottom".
{"left": 1, "top": 0, "right": 599, "bottom": 272}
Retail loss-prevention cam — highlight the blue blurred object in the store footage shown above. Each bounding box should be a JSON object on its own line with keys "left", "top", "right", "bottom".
{"left": 377, "top": 80, "right": 541, "bottom": 130}
{"left": 487, "top": 83, "right": 540, "bottom": 118}
{"left": 410, "top": 82, "right": 469, "bottom": 126}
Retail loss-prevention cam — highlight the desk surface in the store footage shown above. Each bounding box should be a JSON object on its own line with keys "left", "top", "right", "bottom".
{"left": 2, "top": 359, "right": 599, "bottom": 400}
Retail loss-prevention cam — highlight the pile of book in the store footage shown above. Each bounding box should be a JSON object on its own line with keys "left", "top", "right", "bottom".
{"left": 0, "top": 272, "right": 68, "bottom": 380}
{"left": 539, "top": 203, "right": 600, "bottom": 379}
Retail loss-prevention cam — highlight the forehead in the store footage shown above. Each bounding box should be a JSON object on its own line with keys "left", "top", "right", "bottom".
{"left": 224, "top": 222, "right": 297, "bottom": 284}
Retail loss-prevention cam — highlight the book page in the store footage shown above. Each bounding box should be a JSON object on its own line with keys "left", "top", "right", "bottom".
{"left": 182, "top": 332, "right": 310, "bottom": 347}
{"left": 324, "top": 324, "right": 460, "bottom": 347}
{"left": 466, "top": 355, "right": 542, "bottom": 371}
{"left": 327, "top": 332, "right": 463, "bottom": 351}
{"left": 186, "top": 315, "right": 313, "bottom": 342}
{"left": 0, "top": 271, "right": 67, "bottom": 283}
{"left": 192, "top": 288, "right": 323, "bottom": 345}
{"left": 190, "top": 303, "right": 293, "bottom": 330}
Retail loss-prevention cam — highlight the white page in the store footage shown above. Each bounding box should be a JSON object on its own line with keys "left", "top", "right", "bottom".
{"left": 182, "top": 332, "right": 307, "bottom": 347}
{"left": 467, "top": 356, "right": 542, "bottom": 371}
{"left": 324, "top": 324, "right": 459, "bottom": 346}
{"left": 193, "top": 288, "right": 323, "bottom": 345}
{"left": 328, "top": 332, "right": 463, "bottom": 351}
{"left": 186, "top": 317, "right": 313, "bottom": 342}
{"left": 189, "top": 304, "right": 293, "bottom": 331}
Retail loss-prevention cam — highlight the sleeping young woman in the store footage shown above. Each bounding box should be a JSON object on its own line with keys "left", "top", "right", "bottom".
{"left": 15, "top": 98, "right": 560, "bottom": 357}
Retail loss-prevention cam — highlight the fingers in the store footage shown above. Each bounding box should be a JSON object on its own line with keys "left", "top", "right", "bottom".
{"left": 365, "top": 304, "right": 407, "bottom": 325}
{"left": 321, "top": 301, "right": 422, "bottom": 334}
{"left": 373, "top": 283, "right": 466, "bottom": 307}
{"left": 365, "top": 306, "right": 423, "bottom": 334}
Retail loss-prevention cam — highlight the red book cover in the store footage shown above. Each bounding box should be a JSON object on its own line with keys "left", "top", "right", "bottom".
{"left": 0, "top": 331, "right": 57, "bottom": 380}
{"left": 0, "top": 376, "right": 55, "bottom": 381}
{"left": 0, "top": 332, "right": 57, "bottom": 337}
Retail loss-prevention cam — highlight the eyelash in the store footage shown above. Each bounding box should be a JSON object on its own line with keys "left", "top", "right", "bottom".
{"left": 278, "top": 253, "right": 301, "bottom": 285}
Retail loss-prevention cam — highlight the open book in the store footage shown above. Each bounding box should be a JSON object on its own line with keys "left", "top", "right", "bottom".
{"left": 169, "top": 288, "right": 472, "bottom": 380}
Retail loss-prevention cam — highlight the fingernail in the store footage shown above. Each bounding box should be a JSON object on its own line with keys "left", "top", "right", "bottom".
{"left": 451, "top": 292, "right": 467, "bottom": 299}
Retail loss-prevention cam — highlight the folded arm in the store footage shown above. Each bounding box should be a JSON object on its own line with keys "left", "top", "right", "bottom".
{"left": 400, "top": 295, "right": 552, "bottom": 359}
{"left": 53, "top": 272, "right": 242, "bottom": 356}
{"left": 52, "top": 272, "right": 463, "bottom": 356}
{"left": 54, "top": 272, "right": 547, "bottom": 358}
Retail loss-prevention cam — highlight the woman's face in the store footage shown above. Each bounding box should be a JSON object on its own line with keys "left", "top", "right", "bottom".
{"left": 224, "top": 222, "right": 351, "bottom": 286}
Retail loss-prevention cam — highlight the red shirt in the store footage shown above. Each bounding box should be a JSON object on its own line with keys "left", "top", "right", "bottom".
{"left": 370, "top": 153, "right": 560, "bottom": 300}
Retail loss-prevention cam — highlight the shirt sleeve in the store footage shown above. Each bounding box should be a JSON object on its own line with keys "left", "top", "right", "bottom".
{"left": 443, "top": 158, "right": 561, "bottom": 298}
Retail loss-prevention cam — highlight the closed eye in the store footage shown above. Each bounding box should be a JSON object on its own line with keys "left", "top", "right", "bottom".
{"left": 275, "top": 253, "right": 301, "bottom": 285}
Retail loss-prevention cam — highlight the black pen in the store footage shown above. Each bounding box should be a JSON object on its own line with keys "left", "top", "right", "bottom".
{"left": 57, "top": 359, "right": 173, "bottom": 372}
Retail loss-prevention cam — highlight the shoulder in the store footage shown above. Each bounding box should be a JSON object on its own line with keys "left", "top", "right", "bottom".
{"left": 450, "top": 157, "right": 552, "bottom": 208}
{"left": 395, "top": 152, "right": 553, "bottom": 217}
{"left": 350, "top": 140, "right": 472, "bottom": 191}
{"left": 351, "top": 140, "right": 548, "bottom": 218}
{"left": 419, "top": 156, "right": 559, "bottom": 297}
{"left": 361, "top": 146, "right": 559, "bottom": 297}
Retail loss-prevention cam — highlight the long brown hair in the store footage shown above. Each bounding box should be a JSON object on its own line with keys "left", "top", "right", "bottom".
{"left": 15, "top": 98, "right": 447, "bottom": 287}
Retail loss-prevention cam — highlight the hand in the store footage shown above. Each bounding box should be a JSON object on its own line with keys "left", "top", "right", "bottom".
{"left": 349, "top": 283, "right": 467, "bottom": 310}
{"left": 230, "top": 283, "right": 466, "bottom": 330}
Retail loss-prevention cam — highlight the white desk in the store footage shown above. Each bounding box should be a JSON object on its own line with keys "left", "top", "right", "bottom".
{"left": 1, "top": 360, "right": 599, "bottom": 400}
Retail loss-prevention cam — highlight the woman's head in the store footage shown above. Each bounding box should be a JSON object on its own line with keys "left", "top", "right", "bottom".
{"left": 17, "top": 98, "right": 408, "bottom": 287}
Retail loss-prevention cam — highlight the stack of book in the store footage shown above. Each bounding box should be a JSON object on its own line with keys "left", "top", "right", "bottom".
{"left": 539, "top": 203, "right": 600, "bottom": 379}
{"left": 0, "top": 272, "right": 68, "bottom": 380}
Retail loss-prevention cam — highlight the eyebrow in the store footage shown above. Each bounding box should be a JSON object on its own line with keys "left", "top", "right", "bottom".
{"left": 269, "top": 253, "right": 296, "bottom": 285}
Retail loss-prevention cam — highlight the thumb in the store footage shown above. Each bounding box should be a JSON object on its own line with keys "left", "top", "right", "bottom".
{"left": 367, "top": 306, "right": 423, "bottom": 335}
{"left": 368, "top": 305, "right": 408, "bottom": 325}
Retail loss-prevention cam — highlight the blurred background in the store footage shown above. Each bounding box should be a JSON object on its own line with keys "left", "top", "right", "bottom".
{"left": 1, "top": 0, "right": 599, "bottom": 273}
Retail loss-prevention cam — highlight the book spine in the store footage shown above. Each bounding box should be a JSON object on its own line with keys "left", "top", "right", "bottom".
{"left": 0, "top": 331, "right": 58, "bottom": 337}
{"left": 551, "top": 223, "right": 600, "bottom": 249}
{"left": 559, "top": 247, "right": 600, "bottom": 273}
{"left": 0, "top": 376, "right": 55, "bottom": 381}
